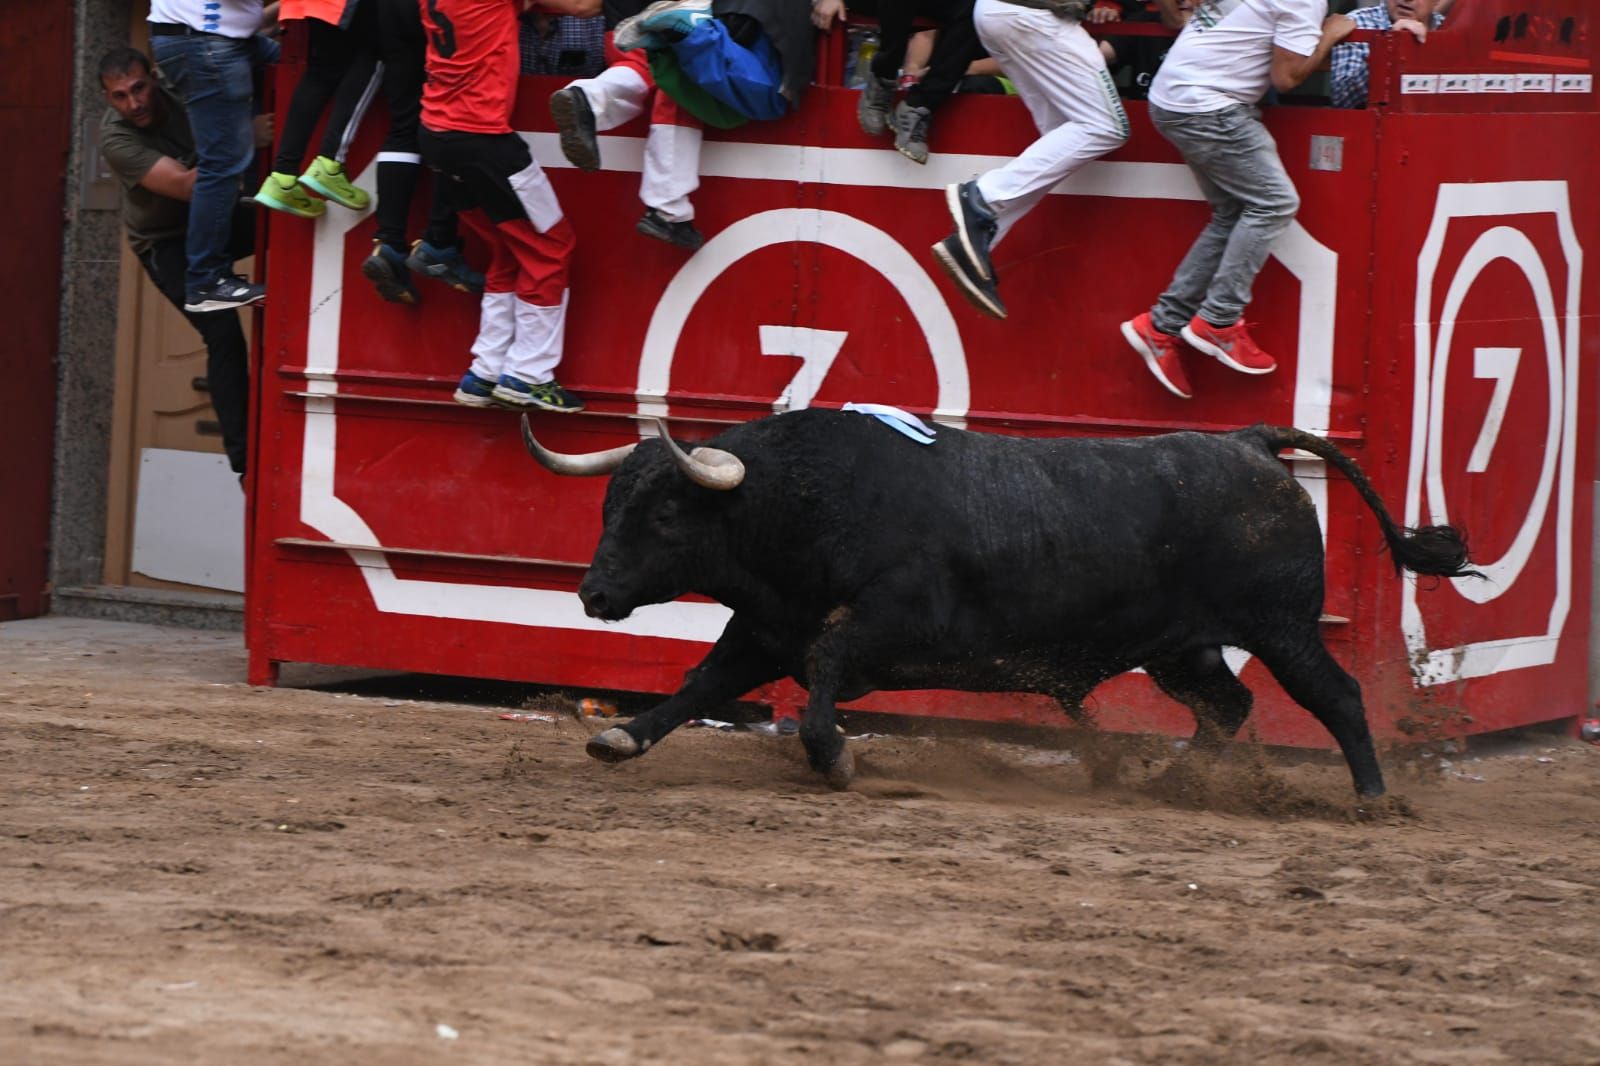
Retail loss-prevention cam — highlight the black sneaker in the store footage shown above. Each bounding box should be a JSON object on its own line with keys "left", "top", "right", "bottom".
{"left": 892, "top": 101, "right": 932, "bottom": 165}
{"left": 931, "top": 235, "right": 1006, "bottom": 320}
{"left": 636, "top": 208, "right": 705, "bottom": 250}
{"left": 184, "top": 274, "right": 265, "bottom": 313}
{"left": 858, "top": 75, "right": 895, "bottom": 137}
{"left": 550, "top": 86, "right": 601, "bottom": 172}
{"left": 361, "top": 240, "right": 419, "bottom": 305}
{"left": 946, "top": 180, "right": 998, "bottom": 282}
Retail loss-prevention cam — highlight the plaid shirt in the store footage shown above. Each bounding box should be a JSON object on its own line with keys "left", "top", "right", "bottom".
{"left": 1330, "top": 4, "right": 1445, "bottom": 109}
{"left": 518, "top": 13, "right": 606, "bottom": 77}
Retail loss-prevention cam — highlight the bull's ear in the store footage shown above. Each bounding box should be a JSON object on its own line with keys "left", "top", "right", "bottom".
{"left": 654, "top": 419, "right": 745, "bottom": 491}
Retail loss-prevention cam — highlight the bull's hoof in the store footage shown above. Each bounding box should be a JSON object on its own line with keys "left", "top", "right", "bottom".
{"left": 586, "top": 728, "right": 642, "bottom": 763}
{"left": 823, "top": 743, "right": 855, "bottom": 791}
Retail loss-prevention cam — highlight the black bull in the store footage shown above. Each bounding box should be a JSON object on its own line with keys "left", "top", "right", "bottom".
{"left": 522, "top": 410, "right": 1474, "bottom": 798}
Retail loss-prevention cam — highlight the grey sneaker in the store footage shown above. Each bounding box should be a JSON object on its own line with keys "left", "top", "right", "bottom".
{"left": 857, "top": 75, "right": 895, "bottom": 137}
{"left": 892, "top": 101, "right": 932, "bottom": 164}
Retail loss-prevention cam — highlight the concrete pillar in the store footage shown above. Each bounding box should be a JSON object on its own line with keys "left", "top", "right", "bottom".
{"left": 52, "top": 0, "right": 133, "bottom": 591}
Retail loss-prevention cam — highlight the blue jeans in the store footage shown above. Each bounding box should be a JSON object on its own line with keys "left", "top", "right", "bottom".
{"left": 151, "top": 33, "right": 273, "bottom": 300}
{"left": 1148, "top": 103, "right": 1300, "bottom": 334}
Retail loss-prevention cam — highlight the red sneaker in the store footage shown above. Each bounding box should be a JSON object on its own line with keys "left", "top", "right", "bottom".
{"left": 1120, "top": 312, "right": 1192, "bottom": 399}
{"left": 1181, "top": 316, "right": 1277, "bottom": 375}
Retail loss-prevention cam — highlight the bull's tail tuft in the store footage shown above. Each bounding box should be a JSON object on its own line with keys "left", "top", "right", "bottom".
{"left": 1249, "top": 425, "right": 1479, "bottom": 579}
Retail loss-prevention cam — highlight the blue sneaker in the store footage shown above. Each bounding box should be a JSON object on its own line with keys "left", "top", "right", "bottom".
{"left": 947, "top": 180, "right": 998, "bottom": 282}
{"left": 361, "top": 241, "right": 419, "bottom": 305}
{"left": 406, "top": 240, "right": 485, "bottom": 295}
{"left": 453, "top": 371, "right": 498, "bottom": 408}
{"left": 491, "top": 375, "right": 585, "bottom": 413}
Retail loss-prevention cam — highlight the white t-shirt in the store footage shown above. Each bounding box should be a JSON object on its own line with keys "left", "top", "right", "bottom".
{"left": 148, "top": 0, "right": 264, "bottom": 39}
{"left": 1149, "top": 0, "right": 1324, "bottom": 114}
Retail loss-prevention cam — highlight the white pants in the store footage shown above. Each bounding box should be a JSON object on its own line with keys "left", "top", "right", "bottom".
{"left": 972, "top": 0, "right": 1129, "bottom": 242}
{"left": 470, "top": 291, "right": 570, "bottom": 386}
{"left": 569, "top": 64, "right": 704, "bottom": 223}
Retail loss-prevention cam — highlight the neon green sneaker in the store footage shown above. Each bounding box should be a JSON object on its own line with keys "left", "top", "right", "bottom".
{"left": 253, "top": 172, "right": 325, "bottom": 218}
{"left": 299, "top": 155, "right": 369, "bottom": 211}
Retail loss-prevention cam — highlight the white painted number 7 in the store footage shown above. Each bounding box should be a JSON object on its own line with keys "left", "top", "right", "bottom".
{"left": 1467, "top": 347, "right": 1521, "bottom": 473}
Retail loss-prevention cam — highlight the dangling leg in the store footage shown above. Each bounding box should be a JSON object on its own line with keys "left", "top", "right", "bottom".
{"left": 587, "top": 617, "right": 786, "bottom": 762}
{"left": 1250, "top": 627, "right": 1385, "bottom": 799}
{"left": 1145, "top": 645, "right": 1254, "bottom": 752}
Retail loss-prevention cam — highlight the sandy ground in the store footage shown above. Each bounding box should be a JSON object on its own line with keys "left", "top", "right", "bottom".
{"left": 2, "top": 616, "right": 1599, "bottom": 1065}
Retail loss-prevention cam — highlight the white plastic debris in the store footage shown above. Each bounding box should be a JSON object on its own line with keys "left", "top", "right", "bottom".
{"left": 687, "top": 719, "right": 738, "bottom": 731}
{"left": 1536, "top": 756, "right": 1554, "bottom": 764}
{"left": 436, "top": 1023, "right": 459, "bottom": 1040}
{"left": 1187, "top": 883, "right": 1199, "bottom": 891}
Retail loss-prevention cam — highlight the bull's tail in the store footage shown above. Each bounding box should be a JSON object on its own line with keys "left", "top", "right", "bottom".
{"left": 1251, "top": 426, "right": 1478, "bottom": 579}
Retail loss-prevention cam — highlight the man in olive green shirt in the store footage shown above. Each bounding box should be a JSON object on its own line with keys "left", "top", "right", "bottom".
{"left": 99, "top": 45, "right": 257, "bottom": 475}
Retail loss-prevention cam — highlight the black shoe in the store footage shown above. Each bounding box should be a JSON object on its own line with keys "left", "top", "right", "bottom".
{"left": 636, "top": 208, "right": 705, "bottom": 250}
{"left": 361, "top": 241, "right": 420, "bottom": 305}
{"left": 931, "top": 236, "right": 1006, "bottom": 320}
{"left": 406, "top": 239, "right": 485, "bottom": 294}
{"left": 184, "top": 274, "right": 265, "bottom": 313}
{"left": 550, "top": 86, "right": 601, "bottom": 172}
{"left": 946, "top": 180, "right": 998, "bottom": 282}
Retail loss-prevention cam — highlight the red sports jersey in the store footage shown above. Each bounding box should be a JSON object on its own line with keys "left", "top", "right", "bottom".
{"left": 420, "top": 0, "right": 520, "bottom": 135}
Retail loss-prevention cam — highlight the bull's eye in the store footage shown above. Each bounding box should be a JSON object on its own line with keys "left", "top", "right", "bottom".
{"left": 651, "top": 499, "right": 680, "bottom": 533}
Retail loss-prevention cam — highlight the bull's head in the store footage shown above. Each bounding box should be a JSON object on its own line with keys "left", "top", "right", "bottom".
{"left": 521, "top": 416, "right": 745, "bottom": 621}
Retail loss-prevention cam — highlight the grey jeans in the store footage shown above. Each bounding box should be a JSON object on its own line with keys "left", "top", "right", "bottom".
{"left": 1148, "top": 103, "right": 1300, "bottom": 334}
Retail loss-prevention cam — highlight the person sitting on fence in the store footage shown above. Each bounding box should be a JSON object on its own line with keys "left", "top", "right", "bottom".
{"left": 813, "top": 0, "right": 984, "bottom": 164}
{"left": 548, "top": 0, "right": 712, "bottom": 250}
{"left": 1120, "top": 0, "right": 1365, "bottom": 400}
{"left": 99, "top": 46, "right": 262, "bottom": 478}
{"left": 616, "top": 0, "right": 815, "bottom": 122}
{"left": 422, "top": 0, "right": 587, "bottom": 413}
{"left": 930, "top": 0, "right": 1130, "bottom": 320}
{"left": 253, "top": 0, "right": 379, "bottom": 219}
{"left": 1327, "top": 0, "right": 1443, "bottom": 109}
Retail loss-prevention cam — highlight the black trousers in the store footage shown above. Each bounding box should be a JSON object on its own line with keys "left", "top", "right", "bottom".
{"left": 136, "top": 206, "right": 254, "bottom": 474}
{"left": 870, "top": 0, "right": 983, "bottom": 111}
{"left": 372, "top": 0, "right": 462, "bottom": 251}
{"left": 272, "top": 3, "right": 382, "bottom": 174}
{"left": 418, "top": 128, "right": 535, "bottom": 224}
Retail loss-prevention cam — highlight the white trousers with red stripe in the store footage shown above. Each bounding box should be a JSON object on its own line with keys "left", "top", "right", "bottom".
{"left": 567, "top": 35, "right": 703, "bottom": 223}
{"left": 462, "top": 158, "right": 575, "bottom": 387}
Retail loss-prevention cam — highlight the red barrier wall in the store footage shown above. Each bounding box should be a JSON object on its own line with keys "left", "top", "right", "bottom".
{"left": 249, "top": 9, "right": 1598, "bottom": 745}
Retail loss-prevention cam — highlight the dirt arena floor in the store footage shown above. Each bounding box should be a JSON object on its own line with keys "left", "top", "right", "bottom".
{"left": 3, "top": 617, "right": 1599, "bottom": 1065}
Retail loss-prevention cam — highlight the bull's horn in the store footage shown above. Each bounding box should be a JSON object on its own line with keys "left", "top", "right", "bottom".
{"left": 654, "top": 419, "right": 745, "bottom": 491}
{"left": 521, "top": 415, "right": 637, "bottom": 476}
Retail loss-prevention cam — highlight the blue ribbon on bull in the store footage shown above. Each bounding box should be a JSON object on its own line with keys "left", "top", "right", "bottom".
{"left": 841, "top": 403, "right": 938, "bottom": 446}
